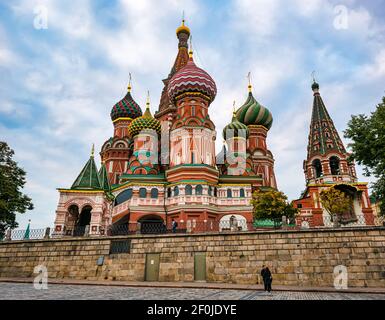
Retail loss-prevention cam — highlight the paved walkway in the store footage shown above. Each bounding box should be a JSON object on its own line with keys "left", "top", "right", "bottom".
{"left": 1, "top": 277, "right": 385, "bottom": 295}
{"left": 0, "top": 282, "right": 384, "bottom": 300}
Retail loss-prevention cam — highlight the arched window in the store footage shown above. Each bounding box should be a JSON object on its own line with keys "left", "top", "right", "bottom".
{"left": 150, "top": 188, "right": 158, "bottom": 199}
{"left": 196, "top": 185, "right": 203, "bottom": 195}
{"left": 312, "top": 159, "right": 323, "bottom": 178}
{"left": 139, "top": 188, "right": 147, "bottom": 198}
{"left": 214, "top": 187, "right": 218, "bottom": 197}
{"left": 330, "top": 156, "right": 340, "bottom": 175}
{"left": 114, "top": 189, "right": 133, "bottom": 205}
{"left": 240, "top": 188, "right": 245, "bottom": 198}
{"left": 174, "top": 186, "right": 179, "bottom": 196}
{"left": 208, "top": 186, "right": 212, "bottom": 196}
{"left": 167, "top": 188, "right": 172, "bottom": 198}
{"left": 227, "top": 189, "right": 232, "bottom": 198}
{"left": 185, "top": 185, "right": 193, "bottom": 195}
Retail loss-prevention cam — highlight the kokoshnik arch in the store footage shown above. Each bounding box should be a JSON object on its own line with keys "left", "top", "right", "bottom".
{"left": 52, "top": 20, "right": 374, "bottom": 236}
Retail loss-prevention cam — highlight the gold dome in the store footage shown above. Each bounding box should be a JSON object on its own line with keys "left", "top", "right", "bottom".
{"left": 176, "top": 19, "right": 190, "bottom": 35}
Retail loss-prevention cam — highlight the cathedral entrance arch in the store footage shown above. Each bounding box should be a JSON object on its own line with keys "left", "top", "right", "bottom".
{"left": 74, "top": 205, "right": 92, "bottom": 236}
{"left": 333, "top": 184, "right": 359, "bottom": 223}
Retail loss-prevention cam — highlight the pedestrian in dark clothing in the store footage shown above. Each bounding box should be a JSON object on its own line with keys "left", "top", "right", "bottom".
{"left": 263, "top": 267, "right": 273, "bottom": 292}
{"left": 172, "top": 219, "right": 178, "bottom": 233}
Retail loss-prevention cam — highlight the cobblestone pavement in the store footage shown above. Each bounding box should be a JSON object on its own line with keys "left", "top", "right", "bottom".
{"left": 0, "top": 282, "right": 384, "bottom": 300}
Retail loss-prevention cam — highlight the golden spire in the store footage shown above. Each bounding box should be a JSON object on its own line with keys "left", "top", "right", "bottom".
{"left": 188, "top": 36, "right": 193, "bottom": 57}
{"left": 143, "top": 91, "right": 152, "bottom": 118}
{"left": 91, "top": 143, "right": 95, "bottom": 158}
{"left": 127, "top": 73, "right": 132, "bottom": 92}
{"left": 232, "top": 101, "right": 237, "bottom": 117}
{"left": 146, "top": 90, "right": 150, "bottom": 108}
{"left": 247, "top": 72, "right": 252, "bottom": 92}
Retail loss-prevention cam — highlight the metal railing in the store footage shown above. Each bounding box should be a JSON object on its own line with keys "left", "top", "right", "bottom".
{"left": 320, "top": 214, "right": 368, "bottom": 228}
{"left": 1, "top": 214, "right": 381, "bottom": 242}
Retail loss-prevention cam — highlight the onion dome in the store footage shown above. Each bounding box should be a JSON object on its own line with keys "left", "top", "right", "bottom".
{"left": 176, "top": 18, "right": 190, "bottom": 36}
{"left": 312, "top": 81, "right": 319, "bottom": 91}
{"left": 128, "top": 93, "right": 161, "bottom": 137}
{"left": 223, "top": 111, "right": 249, "bottom": 140}
{"left": 110, "top": 78, "right": 142, "bottom": 121}
{"left": 236, "top": 86, "right": 273, "bottom": 130}
{"left": 167, "top": 51, "right": 217, "bottom": 103}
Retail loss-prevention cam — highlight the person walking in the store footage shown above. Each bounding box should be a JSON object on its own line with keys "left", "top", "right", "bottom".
{"left": 171, "top": 219, "right": 178, "bottom": 233}
{"left": 263, "top": 266, "right": 273, "bottom": 293}
{"left": 261, "top": 265, "right": 273, "bottom": 292}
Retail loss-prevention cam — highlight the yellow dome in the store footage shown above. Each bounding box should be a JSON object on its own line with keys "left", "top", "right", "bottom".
{"left": 176, "top": 20, "right": 190, "bottom": 35}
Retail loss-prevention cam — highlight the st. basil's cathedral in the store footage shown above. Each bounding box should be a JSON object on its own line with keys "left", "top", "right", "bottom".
{"left": 52, "top": 20, "right": 374, "bottom": 237}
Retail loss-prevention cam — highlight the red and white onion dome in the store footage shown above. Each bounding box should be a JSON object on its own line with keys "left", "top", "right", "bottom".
{"left": 167, "top": 54, "right": 217, "bottom": 103}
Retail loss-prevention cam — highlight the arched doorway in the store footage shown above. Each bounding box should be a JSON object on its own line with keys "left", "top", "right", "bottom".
{"left": 330, "top": 156, "right": 340, "bottom": 175}
{"left": 312, "top": 159, "right": 323, "bottom": 178}
{"left": 333, "top": 184, "right": 358, "bottom": 224}
{"left": 74, "top": 205, "right": 92, "bottom": 236}
{"left": 110, "top": 214, "right": 130, "bottom": 236}
{"left": 138, "top": 215, "right": 165, "bottom": 234}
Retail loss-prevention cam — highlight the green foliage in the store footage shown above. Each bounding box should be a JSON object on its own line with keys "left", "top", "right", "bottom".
{"left": 319, "top": 187, "right": 353, "bottom": 220}
{"left": 0, "top": 142, "right": 33, "bottom": 238}
{"left": 251, "top": 189, "right": 299, "bottom": 220}
{"left": 344, "top": 97, "right": 385, "bottom": 216}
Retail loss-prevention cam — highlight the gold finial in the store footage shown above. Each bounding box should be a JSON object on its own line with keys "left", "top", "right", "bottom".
{"left": 176, "top": 11, "right": 190, "bottom": 35}
{"left": 232, "top": 101, "right": 237, "bottom": 116}
{"left": 189, "top": 35, "right": 193, "bottom": 57}
{"left": 146, "top": 90, "right": 150, "bottom": 108}
{"left": 143, "top": 91, "right": 153, "bottom": 118}
{"left": 127, "top": 73, "right": 132, "bottom": 92}
{"left": 91, "top": 143, "right": 95, "bottom": 157}
{"left": 247, "top": 72, "right": 252, "bottom": 92}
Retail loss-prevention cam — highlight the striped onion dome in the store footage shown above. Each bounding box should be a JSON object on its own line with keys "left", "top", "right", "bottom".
{"left": 110, "top": 89, "right": 142, "bottom": 122}
{"left": 236, "top": 92, "right": 273, "bottom": 130}
{"left": 167, "top": 55, "right": 217, "bottom": 103}
{"left": 223, "top": 112, "right": 249, "bottom": 140}
{"left": 127, "top": 105, "right": 161, "bottom": 137}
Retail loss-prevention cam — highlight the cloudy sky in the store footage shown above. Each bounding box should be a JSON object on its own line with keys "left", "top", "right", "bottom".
{"left": 1, "top": 0, "right": 385, "bottom": 229}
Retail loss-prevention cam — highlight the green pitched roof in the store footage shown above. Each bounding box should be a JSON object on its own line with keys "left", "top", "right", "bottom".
{"left": 71, "top": 155, "right": 102, "bottom": 190}
{"left": 98, "top": 163, "right": 110, "bottom": 191}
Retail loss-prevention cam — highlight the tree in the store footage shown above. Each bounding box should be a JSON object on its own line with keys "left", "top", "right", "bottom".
{"left": 319, "top": 187, "right": 353, "bottom": 224}
{"left": 344, "top": 96, "right": 385, "bottom": 216}
{"left": 0, "top": 142, "right": 33, "bottom": 238}
{"left": 251, "top": 189, "right": 298, "bottom": 220}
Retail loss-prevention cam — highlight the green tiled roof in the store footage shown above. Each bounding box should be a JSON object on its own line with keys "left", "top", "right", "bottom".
{"left": 71, "top": 155, "right": 102, "bottom": 190}
{"left": 99, "top": 163, "right": 110, "bottom": 191}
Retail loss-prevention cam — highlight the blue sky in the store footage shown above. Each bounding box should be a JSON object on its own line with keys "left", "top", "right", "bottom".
{"left": 1, "top": 0, "right": 385, "bottom": 229}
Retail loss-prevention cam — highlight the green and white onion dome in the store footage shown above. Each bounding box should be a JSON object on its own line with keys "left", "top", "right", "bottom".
{"left": 223, "top": 112, "right": 249, "bottom": 140}
{"left": 236, "top": 91, "right": 273, "bottom": 130}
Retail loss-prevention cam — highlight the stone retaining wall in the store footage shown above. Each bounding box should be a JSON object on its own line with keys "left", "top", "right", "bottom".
{"left": 1, "top": 227, "right": 385, "bottom": 288}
